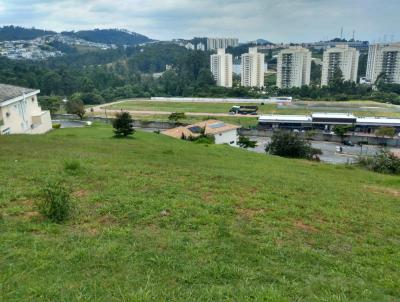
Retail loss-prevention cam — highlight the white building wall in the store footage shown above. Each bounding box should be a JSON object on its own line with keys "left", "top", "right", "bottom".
{"left": 0, "top": 92, "right": 52, "bottom": 135}
{"left": 366, "top": 43, "right": 400, "bottom": 84}
{"left": 213, "top": 129, "right": 238, "bottom": 145}
{"left": 207, "top": 38, "right": 239, "bottom": 50}
{"left": 321, "top": 45, "right": 359, "bottom": 86}
{"left": 241, "top": 47, "right": 265, "bottom": 88}
{"left": 276, "top": 46, "right": 311, "bottom": 88}
{"left": 210, "top": 49, "right": 233, "bottom": 88}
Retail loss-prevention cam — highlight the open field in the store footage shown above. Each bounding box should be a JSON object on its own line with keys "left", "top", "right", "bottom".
{"left": 102, "top": 99, "right": 400, "bottom": 119}
{"left": 1, "top": 125, "right": 400, "bottom": 301}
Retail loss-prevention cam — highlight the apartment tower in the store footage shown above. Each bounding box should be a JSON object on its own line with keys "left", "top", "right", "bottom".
{"left": 210, "top": 49, "right": 233, "bottom": 88}
{"left": 241, "top": 47, "right": 265, "bottom": 88}
{"left": 207, "top": 38, "right": 239, "bottom": 51}
{"left": 321, "top": 45, "right": 359, "bottom": 86}
{"left": 366, "top": 43, "right": 400, "bottom": 84}
{"left": 276, "top": 46, "right": 311, "bottom": 88}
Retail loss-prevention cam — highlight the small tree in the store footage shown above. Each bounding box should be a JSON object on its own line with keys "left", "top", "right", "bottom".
{"left": 266, "top": 131, "right": 320, "bottom": 159}
{"left": 65, "top": 99, "right": 85, "bottom": 120}
{"left": 168, "top": 112, "right": 186, "bottom": 123}
{"left": 113, "top": 112, "right": 135, "bottom": 137}
{"left": 333, "top": 125, "right": 352, "bottom": 142}
{"left": 238, "top": 136, "right": 257, "bottom": 149}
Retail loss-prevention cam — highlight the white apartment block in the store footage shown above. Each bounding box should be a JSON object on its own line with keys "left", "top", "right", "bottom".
{"left": 276, "top": 46, "right": 311, "bottom": 88}
{"left": 207, "top": 38, "right": 239, "bottom": 51}
{"left": 366, "top": 43, "right": 400, "bottom": 84}
{"left": 321, "top": 45, "right": 359, "bottom": 86}
{"left": 0, "top": 84, "right": 52, "bottom": 135}
{"left": 241, "top": 47, "right": 265, "bottom": 88}
{"left": 210, "top": 49, "right": 233, "bottom": 88}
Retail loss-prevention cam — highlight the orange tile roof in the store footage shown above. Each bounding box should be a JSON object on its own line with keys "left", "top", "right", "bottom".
{"left": 162, "top": 120, "right": 241, "bottom": 139}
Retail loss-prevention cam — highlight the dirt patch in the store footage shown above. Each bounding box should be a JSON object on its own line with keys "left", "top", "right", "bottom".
{"left": 73, "top": 189, "right": 90, "bottom": 198}
{"left": 236, "top": 207, "right": 265, "bottom": 219}
{"left": 364, "top": 185, "right": 400, "bottom": 198}
{"left": 294, "top": 220, "right": 318, "bottom": 233}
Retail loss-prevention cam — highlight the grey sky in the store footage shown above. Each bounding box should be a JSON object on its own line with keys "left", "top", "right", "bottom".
{"left": 0, "top": 0, "right": 398, "bottom": 42}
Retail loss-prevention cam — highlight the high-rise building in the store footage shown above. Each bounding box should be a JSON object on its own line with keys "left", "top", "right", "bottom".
{"left": 210, "top": 49, "right": 233, "bottom": 88}
{"left": 196, "top": 43, "right": 205, "bottom": 51}
{"left": 207, "top": 38, "right": 239, "bottom": 51}
{"left": 321, "top": 45, "right": 359, "bottom": 86}
{"left": 241, "top": 47, "right": 265, "bottom": 88}
{"left": 276, "top": 46, "right": 311, "bottom": 88}
{"left": 366, "top": 43, "right": 400, "bottom": 84}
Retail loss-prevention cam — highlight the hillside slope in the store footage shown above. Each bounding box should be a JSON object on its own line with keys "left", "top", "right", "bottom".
{"left": 0, "top": 25, "right": 56, "bottom": 41}
{"left": 63, "top": 29, "right": 153, "bottom": 45}
{"left": 0, "top": 125, "right": 399, "bottom": 301}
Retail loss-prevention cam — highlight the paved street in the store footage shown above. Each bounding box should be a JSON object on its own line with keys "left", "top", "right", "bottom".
{"left": 248, "top": 136, "right": 386, "bottom": 164}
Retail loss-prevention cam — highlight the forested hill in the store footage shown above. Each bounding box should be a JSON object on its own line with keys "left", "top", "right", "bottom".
{"left": 0, "top": 26, "right": 56, "bottom": 41}
{"left": 62, "top": 29, "right": 154, "bottom": 45}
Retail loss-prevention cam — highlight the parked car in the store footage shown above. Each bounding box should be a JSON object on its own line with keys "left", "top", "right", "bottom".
{"left": 343, "top": 140, "right": 355, "bottom": 147}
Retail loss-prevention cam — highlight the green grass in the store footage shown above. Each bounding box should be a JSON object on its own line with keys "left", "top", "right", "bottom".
{"left": 1, "top": 124, "right": 400, "bottom": 301}
{"left": 104, "top": 99, "right": 400, "bottom": 118}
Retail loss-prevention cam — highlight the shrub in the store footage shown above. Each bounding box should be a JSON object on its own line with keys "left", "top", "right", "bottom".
{"left": 52, "top": 123, "right": 61, "bottom": 129}
{"left": 238, "top": 136, "right": 257, "bottom": 148}
{"left": 38, "top": 180, "right": 73, "bottom": 223}
{"left": 113, "top": 112, "right": 135, "bottom": 137}
{"left": 359, "top": 150, "right": 400, "bottom": 175}
{"left": 64, "top": 159, "right": 81, "bottom": 173}
{"left": 168, "top": 112, "right": 186, "bottom": 123}
{"left": 266, "top": 131, "right": 321, "bottom": 160}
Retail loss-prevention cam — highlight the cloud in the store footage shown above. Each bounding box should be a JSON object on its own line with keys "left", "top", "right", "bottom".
{"left": 0, "top": 0, "right": 399, "bottom": 42}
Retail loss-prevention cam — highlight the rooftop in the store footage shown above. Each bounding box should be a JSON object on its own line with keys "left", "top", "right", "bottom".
{"left": 162, "top": 120, "right": 241, "bottom": 139}
{"left": 312, "top": 113, "right": 356, "bottom": 119}
{"left": 0, "top": 83, "right": 38, "bottom": 104}
{"left": 259, "top": 115, "right": 312, "bottom": 122}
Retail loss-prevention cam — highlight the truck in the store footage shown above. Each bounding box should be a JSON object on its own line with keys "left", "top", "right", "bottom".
{"left": 229, "top": 105, "right": 258, "bottom": 115}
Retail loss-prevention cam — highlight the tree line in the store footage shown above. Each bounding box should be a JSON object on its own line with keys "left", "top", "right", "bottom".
{"left": 0, "top": 42, "right": 400, "bottom": 112}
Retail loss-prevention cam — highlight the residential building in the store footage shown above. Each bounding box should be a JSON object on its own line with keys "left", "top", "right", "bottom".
{"left": 276, "top": 46, "right": 312, "bottom": 88}
{"left": 206, "top": 38, "right": 239, "bottom": 51}
{"left": 241, "top": 47, "right": 265, "bottom": 88}
{"left": 210, "top": 49, "right": 233, "bottom": 88}
{"left": 366, "top": 43, "right": 400, "bottom": 84}
{"left": 196, "top": 43, "right": 205, "bottom": 51}
{"left": 0, "top": 83, "right": 52, "bottom": 135}
{"left": 185, "top": 42, "right": 195, "bottom": 50}
{"left": 162, "top": 120, "right": 241, "bottom": 145}
{"left": 321, "top": 45, "right": 359, "bottom": 86}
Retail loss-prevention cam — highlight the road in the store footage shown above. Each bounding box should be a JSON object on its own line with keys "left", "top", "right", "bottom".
{"left": 248, "top": 136, "right": 384, "bottom": 164}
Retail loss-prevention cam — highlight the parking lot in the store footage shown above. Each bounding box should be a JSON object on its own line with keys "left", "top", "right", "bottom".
{"left": 249, "top": 137, "right": 384, "bottom": 164}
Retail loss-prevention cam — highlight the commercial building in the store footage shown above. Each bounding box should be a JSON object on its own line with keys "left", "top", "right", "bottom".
{"left": 276, "top": 46, "right": 312, "bottom": 88}
{"left": 162, "top": 120, "right": 241, "bottom": 145}
{"left": 0, "top": 83, "right": 52, "bottom": 135}
{"left": 321, "top": 45, "right": 359, "bottom": 86}
{"left": 207, "top": 38, "right": 239, "bottom": 51}
{"left": 210, "top": 49, "right": 233, "bottom": 88}
{"left": 366, "top": 43, "right": 400, "bottom": 84}
{"left": 241, "top": 47, "right": 265, "bottom": 88}
{"left": 258, "top": 113, "right": 400, "bottom": 134}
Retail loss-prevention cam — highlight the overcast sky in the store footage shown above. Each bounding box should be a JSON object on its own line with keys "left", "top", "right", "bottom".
{"left": 0, "top": 0, "right": 398, "bottom": 43}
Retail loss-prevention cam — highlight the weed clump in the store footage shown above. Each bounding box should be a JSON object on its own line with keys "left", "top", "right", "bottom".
{"left": 38, "top": 180, "right": 74, "bottom": 223}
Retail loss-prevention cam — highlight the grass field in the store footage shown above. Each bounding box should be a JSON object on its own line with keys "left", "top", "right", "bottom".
{"left": 104, "top": 99, "right": 400, "bottom": 118}
{"left": 1, "top": 124, "right": 400, "bottom": 301}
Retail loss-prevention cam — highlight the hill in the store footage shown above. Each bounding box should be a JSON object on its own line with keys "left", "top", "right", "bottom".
{"left": 0, "top": 25, "right": 56, "bottom": 41}
{"left": 0, "top": 125, "right": 399, "bottom": 300}
{"left": 62, "top": 29, "right": 153, "bottom": 45}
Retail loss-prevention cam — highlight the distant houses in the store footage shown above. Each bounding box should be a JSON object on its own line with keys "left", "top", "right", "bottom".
{"left": 162, "top": 119, "right": 241, "bottom": 146}
{"left": 0, "top": 83, "right": 52, "bottom": 135}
